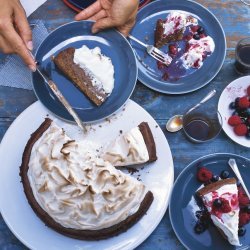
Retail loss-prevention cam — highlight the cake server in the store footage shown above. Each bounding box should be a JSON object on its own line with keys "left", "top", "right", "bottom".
{"left": 35, "top": 66, "right": 88, "bottom": 134}
{"left": 228, "top": 158, "right": 250, "bottom": 200}
{"left": 128, "top": 34, "right": 172, "bottom": 65}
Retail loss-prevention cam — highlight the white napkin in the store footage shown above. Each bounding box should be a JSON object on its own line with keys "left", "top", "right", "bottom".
{"left": 0, "top": 0, "right": 49, "bottom": 90}
{"left": 20, "top": 0, "right": 47, "bottom": 17}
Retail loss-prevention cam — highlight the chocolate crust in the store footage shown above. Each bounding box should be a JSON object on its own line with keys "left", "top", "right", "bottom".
{"left": 20, "top": 119, "right": 154, "bottom": 240}
{"left": 154, "top": 19, "right": 184, "bottom": 48}
{"left": 53, "top": 47, "right": 107, "bottom": 106}
{"left": 196, "top": 178, "right": 237, "bottom": 197}
{"left": 138, "top": 122, "right": 157, "bottom": 162}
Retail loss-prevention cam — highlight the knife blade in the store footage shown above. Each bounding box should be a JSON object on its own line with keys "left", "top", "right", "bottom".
{"left": 35, "top": 66, "right": 87, "bottom": 133}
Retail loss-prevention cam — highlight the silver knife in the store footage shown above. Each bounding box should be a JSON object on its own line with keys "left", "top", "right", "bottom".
{"left": 35, "top": 66, "right": 88, "bottom": 133}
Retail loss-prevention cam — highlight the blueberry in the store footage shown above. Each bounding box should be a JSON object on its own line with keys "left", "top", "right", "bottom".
{"left": 238, "top": 227, "right": 246, "bottom": 236}
{"left": 197, "top": 26, "right": 205, "bottom": 34}
{"left": 194, "top": 222, "right": 206, "bottom": 234}
{"left": 213, "top": 198, "right": 222, "bottom": 207}
{"left": 229, "top": 102, "right": 236, "bottom": 109}
{"left": 193, "top": 34, "right": 200, "bottom": 40}
{"left": 246, "top": 131, "right": 250, "bottom": 139}
{"left": 236, "top": 180, "right": 241, "bottom": 186}
{"left": 220, "top": 170, "right": 230, "bottom": 179}
{"left": 211, "top": 175, "right": 220, "bottom": 182}
{"left": 235, "top": 97, "right": 240, "bottom": 106}
{"left": 241, "top": 108, "right": 250, "bottom": 117}
{"left": 195, "top": 210, "right": 203, "bottom": 219}
{"left": 244, "top": 205, "right": 250, "bottom": 213}
{"left": 232, "top": 110, "right": 239, "bottom": 116}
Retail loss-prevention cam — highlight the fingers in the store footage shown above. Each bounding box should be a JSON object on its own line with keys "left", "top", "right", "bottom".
{"left": 117, "top": 17, "right": 136, "bottom": 37}
{"left": 75, "top": 1, "right": 101, "bottom": 21}
{"left": 2, "top": 26, "right": 36, "bottom": 71}
{"left": 14, "top": 5, "right": 33, "bottom": 50}
{"left": 88, "top": 9, "right": 107, "bottom": 21}
{"left": 92, "top": 17, "right": 115, "bottom": 33}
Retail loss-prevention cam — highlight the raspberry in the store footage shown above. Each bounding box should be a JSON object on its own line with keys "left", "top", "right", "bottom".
{"left": 234, "top": 124, "right": 248, "bottom": 136}
{"left": 238, "top": 96, "right": 250, "bottom": 109}
{"left": 169, "top": 44, "right": 178, "bottom": 55}
{"left": 199, "top": 33, "right": 206, "bottom": 39}
{"left": 191, "top": 25, "right": 200, "bottom": 33}
{"left": 247, "top": 85, "right": 250, "bottom": 96}
{"left": 184, "top": 34, "right": 193, "bottom": 41}
{"left": 197, "top": 167, "right": 213, "bottom": 183}
{"left": 238, "top": 186, "right": 250, "bottom": 206}
{"left": 239, "top": 211, "right": 250, "bottom": 226}
{"left": 220, "top": 198, "right": 231, "bottom": 213}
{"left": 228, "top": 115, "right": 242, "bottom": 126}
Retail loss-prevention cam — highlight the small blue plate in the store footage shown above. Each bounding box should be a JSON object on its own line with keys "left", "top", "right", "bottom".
{"left": 130, "top": 0, "right": 226, "bottom": 94}
{"left": 33, "top": 21, "right": 137, "bottom": 123}
{"left": 169, "top": 153, "right": 250, "bottom": 249}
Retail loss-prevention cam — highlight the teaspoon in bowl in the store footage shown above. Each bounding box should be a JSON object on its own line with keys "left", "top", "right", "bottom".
{"left": 166, "top": 89, "right": 217, "bottom": 132}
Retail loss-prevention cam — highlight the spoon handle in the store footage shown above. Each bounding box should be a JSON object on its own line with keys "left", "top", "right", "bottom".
{"left": 187, "top": 89, "right": 216, "bottom": 113}
{"left": 228, "top": 158, "right": 250, "bottom": 200}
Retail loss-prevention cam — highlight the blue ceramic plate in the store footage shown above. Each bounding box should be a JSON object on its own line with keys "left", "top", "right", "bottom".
{"left": 169, "top": 153, "right": 250, "bottom": 249}
{"left": 130, "top": 0, "right": 226, "bottom": 94}
{"left": 33, "top": 21, "right": 137, "bottom": 123}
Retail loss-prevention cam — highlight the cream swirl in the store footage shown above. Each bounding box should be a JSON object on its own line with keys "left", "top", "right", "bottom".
{"left": 28, "top": 123, "right": 147, "bottom": 230}
{"left": 103, "top": 127, "right": 149, "bottom": 166}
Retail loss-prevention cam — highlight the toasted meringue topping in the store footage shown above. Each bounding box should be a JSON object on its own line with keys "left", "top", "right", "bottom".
{"left": 28, "top": 123, "right": 147, "bottom": 230}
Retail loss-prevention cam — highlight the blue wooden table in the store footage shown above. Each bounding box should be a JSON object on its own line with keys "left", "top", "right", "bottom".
{"left": 0, "top": 0, "right": 249, "bottom": 249}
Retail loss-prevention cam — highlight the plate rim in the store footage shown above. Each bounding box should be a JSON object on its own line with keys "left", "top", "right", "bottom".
{"left": 169, "top": 152, "right": 250, "bottom": 249}
{"left": 32, "top": 20, "right": 138, "bottom": 123}
{"left": 0, "top": 100, "right": 174, "bottom": 250}
{"left": 133, "top": 0, "right": 227, "bottom": 94}
{"left": 218, "top": 75, "right": 250, "bottom": 148}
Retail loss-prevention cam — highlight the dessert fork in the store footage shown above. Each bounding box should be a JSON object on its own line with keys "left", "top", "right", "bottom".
{"left": 228, "top": 158, "right": 250, "bottom": 199}
{"left": 128, "top": 35, "right": 172, "bottom": 65}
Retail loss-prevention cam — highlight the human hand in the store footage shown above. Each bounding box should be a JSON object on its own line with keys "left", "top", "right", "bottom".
{"left": 75, "top": 0, "right": 139, "bottom": 36}
{"left": 0, "top": 0, "right": 36, "bottom": 71}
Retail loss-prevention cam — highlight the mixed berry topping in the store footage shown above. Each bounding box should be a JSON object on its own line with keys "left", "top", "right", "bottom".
{"left": 227, "top": 85, "right": 250, "bottom": 138}
{"left": 194, "top": 166, "right": 250, "bottom": 236}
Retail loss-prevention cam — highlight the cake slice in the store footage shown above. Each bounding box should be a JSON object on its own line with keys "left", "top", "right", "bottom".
{"left": 20, "top": 118, "right": 153, "bottom": 240}
{"left": 102, "top": 122, "right": 157, "bottom": 167}
{"left": 197, "top": 178, "right": 240, "bottom": 246}
{"left": 53, "top": 45, "right": 114, "bottom": 106}
{"left": 154, "top": 11, "right": 198, "bottom": 48}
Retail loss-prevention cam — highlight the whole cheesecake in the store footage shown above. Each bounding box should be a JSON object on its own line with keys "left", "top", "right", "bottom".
{"left": 20, "top": 118, "right": 154, "bottom": 240}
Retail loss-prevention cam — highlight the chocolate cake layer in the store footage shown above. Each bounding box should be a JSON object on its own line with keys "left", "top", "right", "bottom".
{"left": 154, "top": 19, "right": 184, "bottom": 48}
{"left": 20, "top": 119, "right": 154, "bottom": 240}
{"left": 53, "top": 47, "right": 107, "bottom": 106}
{"left": 138, "top": 122, "right": 157, "bottom": 162}
{"left": 197, "top": 178, "right": 237, "bottom": 197}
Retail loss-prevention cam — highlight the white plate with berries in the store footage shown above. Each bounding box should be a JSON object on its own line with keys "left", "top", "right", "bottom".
{"left": 218, "top": 75, "right": 250, "bottom": 148}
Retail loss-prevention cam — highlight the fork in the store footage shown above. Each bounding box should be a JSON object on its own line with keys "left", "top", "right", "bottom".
{"left": 128, "top": 34, "right": 172, "bottom": 66}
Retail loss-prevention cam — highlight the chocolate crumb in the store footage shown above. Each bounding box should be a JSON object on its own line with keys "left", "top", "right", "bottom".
{"left": 126, "top": 167, "right": 139, "bottom": 175}
{"left": 99, "top": 125, "right": 102, "bottom": 128}
{"left": 155, "top": 125, "right": 158, "bottom": 128}
{"left": 119, "top": 130, "right": 123, "bottom": 134}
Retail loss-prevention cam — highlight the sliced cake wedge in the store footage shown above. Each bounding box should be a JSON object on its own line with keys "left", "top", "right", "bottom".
{"left": 197, "top": 178, "right": 240, "bottom": 246}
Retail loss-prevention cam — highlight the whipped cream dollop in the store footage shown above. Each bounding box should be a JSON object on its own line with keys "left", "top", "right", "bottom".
{"left": 103, "top": 126, "right": 149, "bottom": 167}
{"left": 201, "top": 184, "right": 240, "bottom": 246}
{"left": 73, "top": 45, "right": 114, "bottom": 94}
{"left": 181, "top": 36, "right": 215, "bottom": 68}
{"left": 163, "top": 11, "right": 198, "bottom": 35}
{"left": 28, "top": 123, "right": 147, "bottom": 230}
